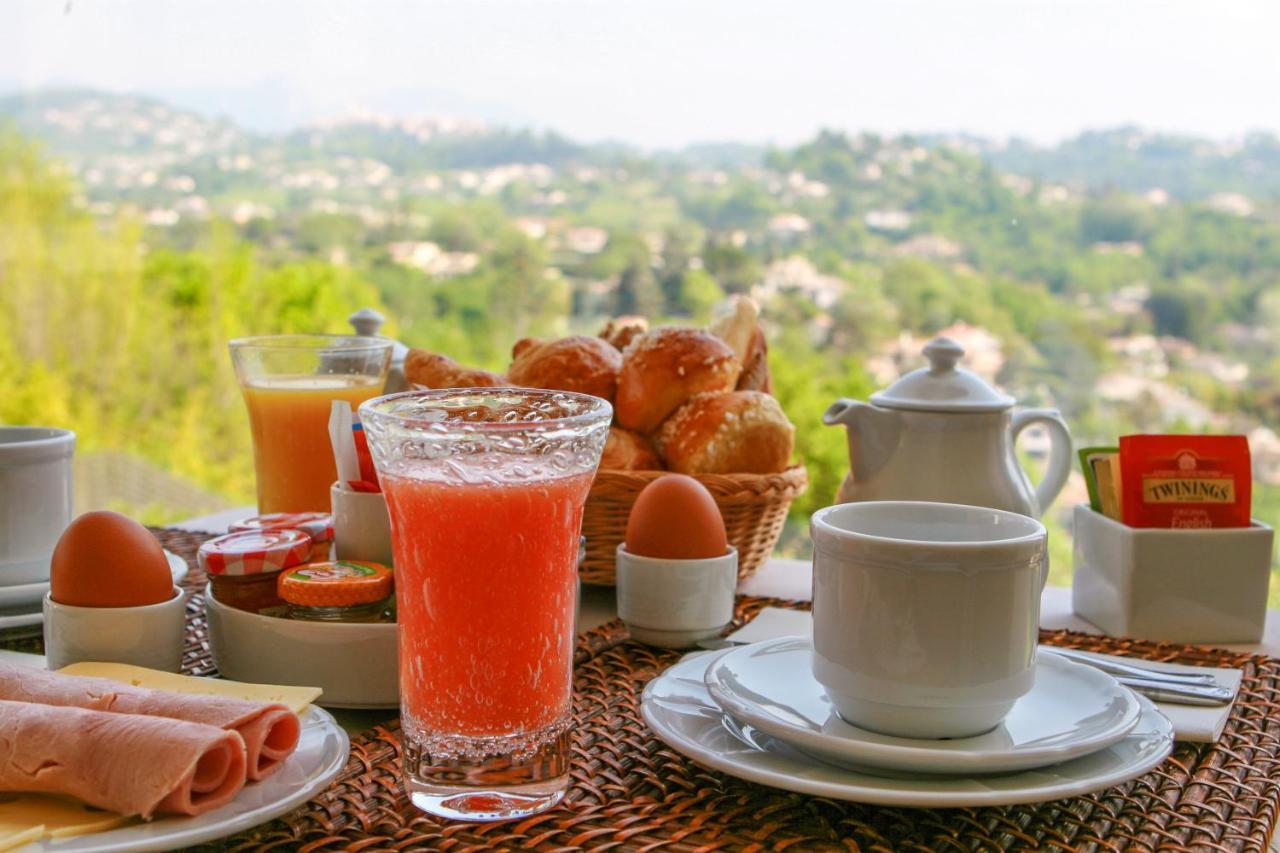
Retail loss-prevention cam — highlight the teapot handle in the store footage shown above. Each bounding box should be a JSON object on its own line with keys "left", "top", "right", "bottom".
{"left": 1010, "top": 409, "right": 1073, "bottom": 517}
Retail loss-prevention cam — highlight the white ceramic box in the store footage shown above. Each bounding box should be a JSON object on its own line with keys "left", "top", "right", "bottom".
{"left": 1072, "top": 503, "right": 1274, "bottom": 644}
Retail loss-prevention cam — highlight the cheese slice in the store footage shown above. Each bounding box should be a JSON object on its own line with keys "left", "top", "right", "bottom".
{"left": 0, "top": 796, "right": 131, "bottom": 849}
{"left": 0, "top": 823, "right": 45, "bottom": 853}
{"left": 56, "top": 662, "right": 322, "bottom": 714}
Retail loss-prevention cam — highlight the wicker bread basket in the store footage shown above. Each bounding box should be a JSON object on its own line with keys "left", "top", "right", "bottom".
{"left": 580, "top": 464, "right": 808, "bottom": 585}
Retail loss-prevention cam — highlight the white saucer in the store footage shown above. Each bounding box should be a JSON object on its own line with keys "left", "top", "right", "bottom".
{"left": 643, "top": 651, "right": 1173, "bottom": 808}
{"left": 0, "top": 551, "right": 189, "bottom": 630}
{"left": 704, "top": 637, "right": 1142, "bottom": 775}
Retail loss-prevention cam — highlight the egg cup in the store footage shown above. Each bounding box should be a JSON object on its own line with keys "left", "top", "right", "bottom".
{"left": 43, "top": 585, "right": 187, "bottom": 672}
{"left": 615, "top": 545, "right": 738, "bottom": 648}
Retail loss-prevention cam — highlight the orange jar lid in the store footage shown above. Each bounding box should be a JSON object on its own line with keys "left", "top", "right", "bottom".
{"left": 277, "top": 561, "right": 393, "bottom": 607}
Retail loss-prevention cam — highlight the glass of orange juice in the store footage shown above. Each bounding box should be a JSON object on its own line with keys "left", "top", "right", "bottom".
{"left": 230, "top": 335, "right": 392, "bottom": 513}
{"left": 360, "top": 388, "right": 611, "bottom": 822}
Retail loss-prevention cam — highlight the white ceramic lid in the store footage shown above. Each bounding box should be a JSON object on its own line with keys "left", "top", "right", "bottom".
{"left": 869, "top": 336, "right": 1015, "bottom": 412}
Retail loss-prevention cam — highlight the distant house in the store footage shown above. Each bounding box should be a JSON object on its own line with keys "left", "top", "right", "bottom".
{"left": 387, "top": 241, "right": 479, "bottom": 277}
{"left": 754, "top": 256, "right": 844, "bottom": 309}
{"left": 766, "top": 213, "right": 812, "bottom": 239}
{"left": 1207, "top": 192, "right": 1255, "bottom": 218}
{"left": 864, "top": 209, "right": 912, "bottom": 233}
{"left": 890, "top": 234, "right": 965, "bottom": 260}
{"left": 562, "top": 227, "right": 609, "bottom": 255}
{"left": 871, "top": 323, "right": 1005, "bottom": 384}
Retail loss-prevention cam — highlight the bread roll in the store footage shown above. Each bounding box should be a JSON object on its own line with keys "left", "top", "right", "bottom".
{"left": 600, "top": 427, "right": 663, "bottom": 471}
{"left": 599, "top": 316, "right": 649, "bottom": 352}
{"left": 708, "top": 295, "right": 759, "bottom": 365}
{"left": 736, "top": 324, "right": 772, "bottom": 393}
{"left": 615, "top": 328, "right": 741, "bottom": 433}
{"left": 656, "top": 391, "right": 794, "bottom": 475}
{"left": 404, "top": 349, "right": 505, "bottom": 389}
{"left": 507, "top": 335, "right": 622, "bottom": 403}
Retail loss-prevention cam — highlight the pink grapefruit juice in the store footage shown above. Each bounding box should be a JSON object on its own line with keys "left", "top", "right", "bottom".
{"left": 383, "top": 470, "right": 591, "bottom": 738}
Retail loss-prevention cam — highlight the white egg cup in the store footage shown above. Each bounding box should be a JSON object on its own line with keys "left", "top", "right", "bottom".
{"left": 43, "top": 585, "right": 187, "bottom": 672}
{"left": 615, "top": 544, "right": 738, "bottom": 648}
{"left": 331, "top": 481, "right": 393, "bottom": 566}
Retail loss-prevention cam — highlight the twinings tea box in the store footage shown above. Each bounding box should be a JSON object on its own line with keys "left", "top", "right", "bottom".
{"left": 1118, "top": 434, "right": 1251, "bottom": 529}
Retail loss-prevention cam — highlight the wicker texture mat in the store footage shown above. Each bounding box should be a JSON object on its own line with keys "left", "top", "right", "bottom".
{"left": 7, "top": 528, "right": 1280, "bottom": 850}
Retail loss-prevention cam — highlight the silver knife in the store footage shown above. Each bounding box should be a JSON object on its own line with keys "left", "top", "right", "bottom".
{"left": 1041, "top": 647, "right": 1219, "bottom": 685}
{"left": 1114, "top": 676, "right": 1234, "bottom": 706}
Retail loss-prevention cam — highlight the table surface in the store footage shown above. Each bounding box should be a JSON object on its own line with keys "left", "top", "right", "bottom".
{"left": 175, "top": 507, "right": 1280, "bottom": 739}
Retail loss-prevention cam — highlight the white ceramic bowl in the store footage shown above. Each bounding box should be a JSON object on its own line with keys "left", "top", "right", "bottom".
{"left": 43, "top": 585, "right": 187, "bottom": 672}
{"left": 205, "top": 584, "right": 398, "bottom": 709}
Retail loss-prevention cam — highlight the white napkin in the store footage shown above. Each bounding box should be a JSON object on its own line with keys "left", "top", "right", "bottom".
{"left": 724, "top": 607, "right": 1242, "bottom": 743}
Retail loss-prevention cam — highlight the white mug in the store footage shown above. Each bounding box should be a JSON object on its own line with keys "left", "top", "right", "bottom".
{"left": 810, "top": 501, "right": 1047, "bottom": 739}
{"left": 0, "top": 427, "right": 75, "bottom": 585}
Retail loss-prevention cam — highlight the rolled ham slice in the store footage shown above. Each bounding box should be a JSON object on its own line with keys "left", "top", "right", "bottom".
{"left": 0, "top": 700, "right": 246, "bottom": 819}
{"left": 0, "top": 663, "right": 300, "bottom": 781}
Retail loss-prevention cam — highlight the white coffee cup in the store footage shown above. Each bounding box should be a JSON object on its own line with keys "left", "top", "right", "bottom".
{"left": 810, "top": 501, "right": 1047, "bottom": 739}
{"left": 0, "top": 427, "right": 75, "bottom": 586}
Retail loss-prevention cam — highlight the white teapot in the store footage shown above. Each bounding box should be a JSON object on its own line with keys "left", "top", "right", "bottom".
{"left": 824, "top": 337, "right": 1073, "bottom": 518}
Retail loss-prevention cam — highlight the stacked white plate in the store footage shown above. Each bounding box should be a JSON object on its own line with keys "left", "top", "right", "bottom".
{"left": 0, "top": 552, "right": 189, "bottom": 631}
{"left": 641, "top": 637, "right": 1175, "bottom": 807}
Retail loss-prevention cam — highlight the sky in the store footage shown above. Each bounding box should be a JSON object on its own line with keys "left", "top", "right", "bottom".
{"left": 5, "top": 0, "right": 1280, "bottom": 148}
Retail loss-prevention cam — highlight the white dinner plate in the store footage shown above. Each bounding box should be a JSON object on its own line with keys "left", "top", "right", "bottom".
{"left": 29, "top": 704, "right": 349, "bottom": 852}
{"left": 643, "top": 651, "right": 1173, "bottom": 808}
{"left": 0, "top": 551, "right": 189, "bottom": 630}
{"left": 704, "top": 637, "right": 1142, "bottom": 775}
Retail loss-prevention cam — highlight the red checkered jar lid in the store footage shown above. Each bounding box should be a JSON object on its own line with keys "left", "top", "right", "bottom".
{"left": 198, "top": 529, "right": 312, "bottom": 577}
{"left": 230, "top": 512, "right": 334, "bottom": 544}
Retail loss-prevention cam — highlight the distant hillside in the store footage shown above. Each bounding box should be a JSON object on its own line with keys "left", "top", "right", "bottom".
{"left": 979, "top": 127, "right": 1280, "bottom": 201}
{"left": 0, "top": 88, "right": 250, "bottom": 159}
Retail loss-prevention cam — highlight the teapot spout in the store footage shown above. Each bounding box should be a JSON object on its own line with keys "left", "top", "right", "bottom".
{"left": 823, "top": 399, "right": 904, "bottom": 485}
{"left": 823, "top": 398, "right": 864, "bottom": 428}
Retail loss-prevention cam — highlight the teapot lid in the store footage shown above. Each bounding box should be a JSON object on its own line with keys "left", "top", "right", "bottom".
{"left": 869, "top": 337, "right": 1015, "bottom": 412}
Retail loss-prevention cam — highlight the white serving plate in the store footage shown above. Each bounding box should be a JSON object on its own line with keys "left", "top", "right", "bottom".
{"left": 704, "top": 637, "right": 1141, "bottom": 775}
{"left": 0, "top": 551, "right": 188, "bottom": 630}
{"left": 32, "top": 704, "right": 349, "bottom": 852}
{"left": 205, "top": 583, "right": 398, "bottom": 709}
{"left": 643, "top": 651, "right": 1174, "bottom": 808}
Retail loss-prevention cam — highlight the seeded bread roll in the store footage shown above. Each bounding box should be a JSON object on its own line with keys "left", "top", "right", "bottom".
{"left": 656, "top": 391, "right": 794, "bottom": 475}
{"left": 404, "top": 349, "right": 505, "bottom": 389}
{"left": 508, "top": 335, "right": 622, "bottom": 403}
{"left": 598, "top": 316, "right": 649, "bottom": 352}
{"left": 600, "top": 427, "right": 664, "bottom": 471}
{"left": 614, "top": 328, "right": 741, "bottom": 434}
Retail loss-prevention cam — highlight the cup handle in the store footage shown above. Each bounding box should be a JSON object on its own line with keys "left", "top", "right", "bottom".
{"left": 1010, "top": 409, "right": 1073, "bottom": 518}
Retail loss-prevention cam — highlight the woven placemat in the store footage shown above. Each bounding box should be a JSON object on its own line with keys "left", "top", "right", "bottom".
{"left": 8, "top": 528, "right": 1280, "bottom": 850}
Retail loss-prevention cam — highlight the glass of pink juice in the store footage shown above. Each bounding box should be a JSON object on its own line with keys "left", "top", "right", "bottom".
{"left": 360, "top": 388, "right": 610, "bottom": 821}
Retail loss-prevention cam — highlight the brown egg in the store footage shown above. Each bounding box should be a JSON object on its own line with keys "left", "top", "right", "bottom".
{"left": 624, "top": 474, "right": 728, "bottom": 560}
{"left": 51, "top": 511, "right": 174, "bottom": 607}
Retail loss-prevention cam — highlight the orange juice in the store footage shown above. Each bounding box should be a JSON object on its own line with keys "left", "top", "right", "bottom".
{"left": 242, "top": 375, "right": 383, "bottom": 513}
{"left": 383, "top": 470, "right": 590, "bottom": 738}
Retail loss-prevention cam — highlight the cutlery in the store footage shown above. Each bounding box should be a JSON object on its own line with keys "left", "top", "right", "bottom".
{"left": 1041, "top": 647, "right": 1219, "bottom": 685}
{"left": 1110, "top": 676, "right": 1234, "bottom": 706}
